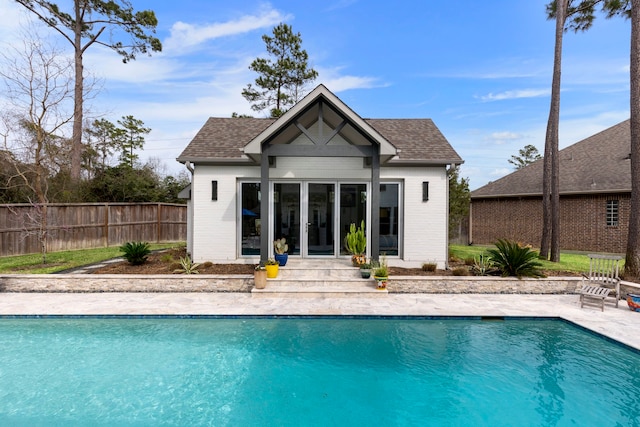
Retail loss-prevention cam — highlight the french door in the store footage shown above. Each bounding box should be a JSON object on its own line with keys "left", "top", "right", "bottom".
{"left": 272, "top": 182, "right": 367, "bottom": 258}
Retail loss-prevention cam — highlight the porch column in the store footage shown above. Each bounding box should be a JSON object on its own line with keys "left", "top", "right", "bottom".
{"left": 371, "top": 149, "right": 380, "bottom": 261}
{"left": 260, "top": 148, "right": 270, "bottom": 262}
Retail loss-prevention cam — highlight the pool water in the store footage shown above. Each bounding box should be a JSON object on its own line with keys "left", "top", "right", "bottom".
{"left": 0, "top": 317, "right": 638, "bottom": 426}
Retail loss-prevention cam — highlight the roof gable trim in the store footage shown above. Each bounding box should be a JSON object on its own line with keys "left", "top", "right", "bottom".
{"left": 243, "top": 84, "right": 397, "bottom": 158}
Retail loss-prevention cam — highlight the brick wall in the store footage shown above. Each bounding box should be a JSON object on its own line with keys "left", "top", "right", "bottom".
{"left": 471, "top": 193, "right": 630, "bottom": 253}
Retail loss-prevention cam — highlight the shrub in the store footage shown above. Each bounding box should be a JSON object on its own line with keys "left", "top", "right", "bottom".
{"left": 486, "top": 239, "right": 545, "bottom": 278}
{"left": 464, "top": 257, "right": 475, "bottom": 266}
{"left": 422, "top": 262, "right": 437, "bottom": 272}
{"left": 119, "top": 241, "right": 151, "bottom": 265}
{"left": 160, "top": 253, "right": 174, "bottom": 263}
{"left": 451, "top": 267, "right": 468, "bottom": 276}
{"left": 203, "top": 261, "right": 213, "bottom": 268}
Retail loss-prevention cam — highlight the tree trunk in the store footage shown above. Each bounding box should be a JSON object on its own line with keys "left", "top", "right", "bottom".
{"left": 626, "top": 0, "right": 640, "bottom": 278}
{"left": 70, "top": 1, "right": 84, "bottom": 182}
{"left": 541, "top": 0, "right": 566, "bottom": 262}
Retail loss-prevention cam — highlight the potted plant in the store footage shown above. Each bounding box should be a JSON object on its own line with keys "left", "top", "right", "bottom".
{"left": 344, "top": 220, "right": 367, "bottom": 266}
{"left": 265, "top": 258, "right": 279, "bottom": 278}
{"left": 373, "top": 256, "right": 388, "bottom": 289}
{"left": 254, "top": 264, "right": 267, "bottom": 289}
{"left": 273, "top": 237, "right": 289, "bottom": 266}
{"left": 360, "top": 261, "right": 372, "bottom": 279}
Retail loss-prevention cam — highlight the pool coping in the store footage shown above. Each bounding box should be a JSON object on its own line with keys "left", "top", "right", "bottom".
{"left": 0, "top": 292, "right": 637, "bottom": 351}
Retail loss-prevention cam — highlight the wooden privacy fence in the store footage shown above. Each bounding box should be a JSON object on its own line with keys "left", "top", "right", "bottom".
{"left": 0, "top": 203, "right": 187, "bottom": 257}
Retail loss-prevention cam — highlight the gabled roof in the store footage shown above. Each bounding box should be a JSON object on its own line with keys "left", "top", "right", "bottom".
{"left": 471, "top": 120, "right": 631, "bottom": 198}
{"left": 177, "top": 85, "right": 462, "bottom": 166}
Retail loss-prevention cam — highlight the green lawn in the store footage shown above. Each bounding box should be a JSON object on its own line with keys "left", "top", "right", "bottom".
{"left": 0, "top": 243, "right": 182, "bottom": 274}
{"left": 449, "top": 244, "right": 624, "bottom": 274}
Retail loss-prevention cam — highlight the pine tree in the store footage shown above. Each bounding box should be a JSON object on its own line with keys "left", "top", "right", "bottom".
{"left": 242, "top": 23, "right": 318, "bottom": 118}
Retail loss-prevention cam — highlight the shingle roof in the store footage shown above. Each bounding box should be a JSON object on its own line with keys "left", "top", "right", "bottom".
{"left": 471, "top": 119, "right": 631, "bottom": 198}
{"left": 366, "top": 119, "right": 461, "bottom": 162}
{"left": 178, "top": 117, "right": 275, "bottom": 161}
{"left": 177, "top": 117, "right": 462, "bottom": 164}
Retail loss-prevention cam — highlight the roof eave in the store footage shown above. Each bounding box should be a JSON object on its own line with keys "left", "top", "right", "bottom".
{"left": 471, "top": 188, "right": 631, "bottom": 199}
{"left": 387, "top": 158, "right": 464, "bottom": 166}
{"left": 176, "top": 156, "right": 254, "bottom": 166}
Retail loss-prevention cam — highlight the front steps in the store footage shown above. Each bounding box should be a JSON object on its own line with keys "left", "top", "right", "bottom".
{"left": 251, "top": 259, "right": 388, "bottom": 297}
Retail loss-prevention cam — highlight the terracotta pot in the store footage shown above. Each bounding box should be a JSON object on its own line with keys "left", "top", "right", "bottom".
{"left": 254, "top": 269, "right": 267, "bottom": 289}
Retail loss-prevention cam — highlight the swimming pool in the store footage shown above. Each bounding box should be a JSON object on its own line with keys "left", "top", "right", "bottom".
{"left": 0, "top": 317, "right": 638, "bottom": 426}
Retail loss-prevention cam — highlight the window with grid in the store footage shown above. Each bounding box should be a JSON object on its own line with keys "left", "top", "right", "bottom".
{"left": 606, "top": 200, "right": 619, "bottom": 226}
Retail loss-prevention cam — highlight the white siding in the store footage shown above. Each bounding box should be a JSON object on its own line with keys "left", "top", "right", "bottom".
{"left": 273, "top": 157, "right": 368, "bottom": 179}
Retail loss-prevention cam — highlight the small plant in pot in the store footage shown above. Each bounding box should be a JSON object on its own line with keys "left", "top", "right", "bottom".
{"left": 345, "top": 220, "right": 367, "bottom": 266}
{"left": 359, "top": 261, "right": 372, "bottom": 279}
{"left": 373, "top": 256, "right": 389, "bottom": 289}
{"left": 265, "top": 257, "right": 279, "bottom": 278}
{"left": 273, "top": 238, "right": 288, "bottom": 266}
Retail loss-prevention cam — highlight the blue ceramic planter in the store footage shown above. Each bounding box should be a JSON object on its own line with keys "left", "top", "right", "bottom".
{"left": 274, "top": 253, "right": 288, "bottom": 267}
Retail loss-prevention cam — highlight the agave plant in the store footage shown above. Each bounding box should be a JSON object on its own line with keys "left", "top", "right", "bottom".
{"left": 173, "top": 255, "right": 200, "bottom": 274}
{"left": 486, "top": 239, "right": 544, "bottom": 278}
{"left": 119, "top": 241, "right": 151, "bottom": 266}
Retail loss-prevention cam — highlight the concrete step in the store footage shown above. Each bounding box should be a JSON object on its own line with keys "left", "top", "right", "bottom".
{"left": 252, "top": 280, "right": 388, "bottom": 297}
{"left": 253, "top": 258, "right": 387, "bottom": 296}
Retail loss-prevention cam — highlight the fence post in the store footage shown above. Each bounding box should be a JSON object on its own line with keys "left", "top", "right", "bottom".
{"left": 104, "top": 204, "right": 109, "bottom": 247}
{"left": 157, "top": 203, "right": 162, "bottom": 243}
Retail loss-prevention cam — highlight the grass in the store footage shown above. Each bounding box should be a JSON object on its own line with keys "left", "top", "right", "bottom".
{"left": 449, "top": 244, "right": 624, "bottom": 274}
{"left": 0, "top": 241, "right": 623, "bottom": 275}
{"left": 0, "top": 242, "right": 182, "bottom": 274}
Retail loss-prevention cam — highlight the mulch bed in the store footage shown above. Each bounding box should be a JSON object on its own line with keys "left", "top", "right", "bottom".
{"left": 91, "top": 247, "right": 579, "bottom": 276}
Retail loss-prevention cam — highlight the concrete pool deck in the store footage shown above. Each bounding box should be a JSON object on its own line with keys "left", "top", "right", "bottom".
{"left": 0, "top": 292, "right": 638, "bottom": 351}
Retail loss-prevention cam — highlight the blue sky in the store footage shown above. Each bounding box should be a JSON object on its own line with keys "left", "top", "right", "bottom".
{"left": 0, "top": 0, "right": 632, "bottom": 189}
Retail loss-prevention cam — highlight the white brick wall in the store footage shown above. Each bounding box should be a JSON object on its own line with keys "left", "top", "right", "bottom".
{"left": 189, "top": 160, "right": 449, "bottom": 268}
{"left": 381, "top": 167, "right": 448, "bottom": 268}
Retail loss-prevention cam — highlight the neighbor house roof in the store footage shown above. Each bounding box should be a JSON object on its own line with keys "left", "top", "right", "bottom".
{"left": 471, "top": 119, "right": 632, "bottom": 199}
{"left": 177, "top": 85, "right": 462, "bottom": 166}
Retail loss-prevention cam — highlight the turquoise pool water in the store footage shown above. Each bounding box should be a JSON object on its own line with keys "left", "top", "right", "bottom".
{"left": 0, "top": 317, "right": 638, "bottom": 426}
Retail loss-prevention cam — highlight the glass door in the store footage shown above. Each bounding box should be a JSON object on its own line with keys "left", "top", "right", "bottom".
{"left": 273, "top": 183, "right": 301, "bottom": 255}
{"left": 306, "top": 183, "right": 335, "bottom": 256}
{"left": 339, "top": 183, "right": 367, "bottom": 256}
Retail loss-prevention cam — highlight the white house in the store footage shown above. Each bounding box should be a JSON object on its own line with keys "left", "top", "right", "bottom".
{"left": 177, "top": 85, "right": 462, "bottom": 268}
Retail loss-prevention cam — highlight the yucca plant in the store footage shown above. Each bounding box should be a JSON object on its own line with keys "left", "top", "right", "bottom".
{"left": 486, "top": 239, "right": 545, "bottom": 278}
{"left": 119, "top": 241, "right": 151, "bottom": 266}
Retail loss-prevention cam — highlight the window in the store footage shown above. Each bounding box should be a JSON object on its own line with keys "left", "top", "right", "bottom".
{"left": 379, "top": 183, "right": 399, "bottom": 256}
{"left": 241, "top": 183, "right": 260, "bottom": 255}
{"left": 606, "top": 200, "right": 619, "bottom": 226}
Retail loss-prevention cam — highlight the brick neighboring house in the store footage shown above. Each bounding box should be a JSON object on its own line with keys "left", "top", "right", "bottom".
{"left": 470, "top": 120, "right": 631, "bottom": 253}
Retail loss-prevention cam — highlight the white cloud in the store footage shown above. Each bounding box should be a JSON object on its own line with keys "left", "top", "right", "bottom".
{"left": 479, "top": 89, "right": 550, "bottom": 102}
{"left": 319, "top": 75, "right": 380, "bottom": 92}
{"left": 0, "top": 0, "right": 27, "bottom": 39}
{"left": 487, "top": 131, "right": 523, "bottom": 143}
{"left": 317, "top": 66, "right": 383, "bottom": 92}
{"left": 163, "top": 8, "right": 289, "bottom": 53}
